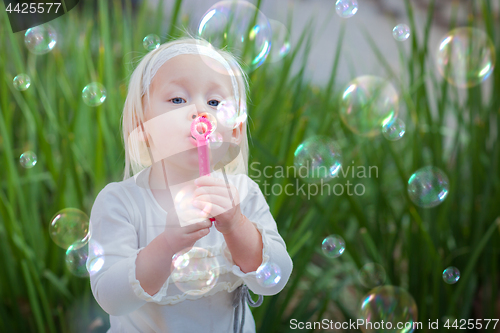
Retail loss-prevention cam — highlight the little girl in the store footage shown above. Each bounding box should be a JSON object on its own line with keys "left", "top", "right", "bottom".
{"left": 87, "top": 36, "right": 293, "bottom": 332}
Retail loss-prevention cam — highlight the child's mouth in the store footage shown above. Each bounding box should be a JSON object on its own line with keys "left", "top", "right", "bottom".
{"left": 189, "top": 135, "right": 198, "bottom": 146}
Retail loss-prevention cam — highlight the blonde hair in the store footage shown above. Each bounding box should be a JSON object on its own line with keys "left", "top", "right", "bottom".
{"left": 121, "top": 36, "right": 251, "bottom": 180}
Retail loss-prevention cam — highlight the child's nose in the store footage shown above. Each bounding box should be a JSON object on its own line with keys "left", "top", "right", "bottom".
{"left": 188, "top": 109, "right": 198, "bottom": 120}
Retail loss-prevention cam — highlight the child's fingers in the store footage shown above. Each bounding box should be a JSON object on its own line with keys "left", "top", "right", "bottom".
{"left": 193, "top": 186, "right": 228, "bottom": 197}
{"left": 194, "top": 184, "right": 239, "bottom": 206}
{"left": 183, "top": 220, "right": 212, "bottom": 234}
{"left": 193, "top": 194, "right": 228, "bottom": 210}
{"left": 194, "top": 176, "right": 228, "bottom": 187}
{"left": 186, "top": 226, "right": 210, "bottom": 243}
{"left": 192, "top": 200, "right": 225, "bottom": 217}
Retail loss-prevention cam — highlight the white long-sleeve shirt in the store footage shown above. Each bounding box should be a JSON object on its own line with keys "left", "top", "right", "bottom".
{"left": 87, "top": 166, "right": 293, "bottom": 332}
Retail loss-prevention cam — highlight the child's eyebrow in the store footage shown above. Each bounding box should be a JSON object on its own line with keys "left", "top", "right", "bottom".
{"left": 163, "top": 79, "right": 231, "bottom": 95}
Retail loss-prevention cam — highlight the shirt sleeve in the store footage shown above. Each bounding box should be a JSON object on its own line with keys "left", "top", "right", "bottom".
{"left": 87, "top": 183, "right": 149, "bottom": 316}
{"left": 220, "top": 176, "right": 293, "bottom": 296}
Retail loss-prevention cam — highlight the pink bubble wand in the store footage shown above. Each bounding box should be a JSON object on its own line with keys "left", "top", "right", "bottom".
{"left": 191, "top": 116, "right": 216, "bottom": 223}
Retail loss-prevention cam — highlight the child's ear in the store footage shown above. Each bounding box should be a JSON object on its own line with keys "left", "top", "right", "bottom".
{"left": 231, "top": 121, "right": 244, "bottom": 145}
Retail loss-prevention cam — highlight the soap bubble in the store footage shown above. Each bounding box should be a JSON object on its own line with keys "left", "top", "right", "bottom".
{"left": 13, "top": 74, "right": 31, "bottom": 91}
{"left": 82, "top": 82, "right": 107, "bottom": 107}
{"left": 66, "top": 240, "right": 104, "bottom": 278}
{"left": 216, "top": 99, "right": 241, "bottom": 129}
{"left": 359, "top": 286, "right": 418, "bottom": 333}
{"left": 407, "top": 166, "right": 449, "bottom": 208}
{"left": 294, "top": 136, "right": 342, "bottom": 184}
{"left": 335, "top": 0, "right": 358, "bottom": 18}
{"left": 442, "top": 266, "right": 460, "bottom": 284}
{"left": 19, "top": 151, "right": 37, "bottom": 168}
{"left": 321, "top": 234, "right": 345, "bottom": 258}
{"left": 143, "top": 34, "right": 160, "bottom": 51}
{"left": 198, "top": 0, "right": 272, "bottom": 72}
{"left": 24, "top": 24, "right": 57, "bottom": 55}
{"left": 268, "top": 19, "right": 291, "bottom": 63}
{"left": 340, "top": 76, "right": 398, "bottom": 137}
{"left": 49, "top": 208, "right": 90, "bottom": 250}
{"left": 170, "top": 247, "right": 220, "bottom": 295}
{"left": 256, "top": 261, "right": 282, "bottom": 287}
{"left": 393, "top": 24, "right": 410, "bottom": 41}
{"left": 436, "top": 27, "right": 496, "bottom": 88}
{"left": 358, "top": 263, "right": 386, "bottom": 288}
{"left": 208, "top": 131, "right": 224, "bottom": 149}
{"left": 382, "top": 118, "right": 406, "bottom": 141}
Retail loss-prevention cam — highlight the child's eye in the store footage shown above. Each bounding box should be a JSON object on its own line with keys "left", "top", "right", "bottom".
{"left": 170, "top": 97, "right": 186, "bottom": 104}
{"left": 208, "top": 99, "right": 220, "bottom": 107}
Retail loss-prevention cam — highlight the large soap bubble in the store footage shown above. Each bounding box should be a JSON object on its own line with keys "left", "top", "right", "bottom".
{"left": 24, "top": 24, "right": 57, "bottom": 55}
{"left": 170, "top": 247, "right": 220, "bottom": 296}
{"left": 407, "top": 166, "right": 449, "bottom": 208}
{"left": 340, "top": 76, "right": 398, "bottom": 137}
{"left": 294, "top": 136, "right": 342, "bottom": 184}
{"left": 198, "top": 0, "right": 272, "bottom": 72}
{"left": 436, "top": 27, "right": 495, "bottom": 88}
{"left": 359, "top": 286, "right": 418, "bottom": 333}
{"left": 49, "top": 208, "right": 90, "bottom": 250}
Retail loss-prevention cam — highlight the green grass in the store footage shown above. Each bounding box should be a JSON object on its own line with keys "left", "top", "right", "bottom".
{"left": 1, "top": 0, "right": 499, "bottom": 332}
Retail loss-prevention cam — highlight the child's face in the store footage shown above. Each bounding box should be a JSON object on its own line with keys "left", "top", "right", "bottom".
{"left": 142, "top": 54, "right": 240, "bottom": 172}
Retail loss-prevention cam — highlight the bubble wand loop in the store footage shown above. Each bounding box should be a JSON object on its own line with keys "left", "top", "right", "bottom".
{"left": 191, "top": 116, "right": 216, "bottom": 223}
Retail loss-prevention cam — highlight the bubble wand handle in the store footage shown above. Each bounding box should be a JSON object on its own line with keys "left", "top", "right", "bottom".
{"left": 190, "top": 117, "right": 216, "bottom": 222}
{"left": 191, "top": 117, "right": 213, "bottom": 176}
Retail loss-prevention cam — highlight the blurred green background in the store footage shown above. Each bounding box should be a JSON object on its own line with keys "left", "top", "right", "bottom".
{"left": 1, "top": 0, "right": 499, "bottom": 332}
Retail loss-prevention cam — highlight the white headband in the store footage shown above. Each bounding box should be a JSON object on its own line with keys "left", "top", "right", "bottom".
{"left": 141, "top": 43, "right": 240, "bottom": 112}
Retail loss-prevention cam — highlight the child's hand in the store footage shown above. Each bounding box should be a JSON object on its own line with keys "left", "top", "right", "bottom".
{"left": 192, "top": 175, "right": 244, "bottom": 235}
{"left": 162, "top": 216, "right": 212, "bottom": 255}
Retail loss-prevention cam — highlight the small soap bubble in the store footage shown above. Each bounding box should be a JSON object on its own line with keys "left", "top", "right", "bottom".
{"left": 256, "top": 261, "right": 282, "bottom": 287}
{"left": 208, "top": 131, "right": 224, "bottom": 149}
{"left": 198, "top": 0, "right": 272, "bottom": 72}
{"left": 13, "top": 74, "right": 31, "bottom": 91}
{"left": 335, "top": 0, "right": 358, "bottom": 18}
{"left": 20, "top": 151, "right": 37, "bottom": 168}
{"left": 321, "top": 234, "right": 345, "bottom": 258}
{"left": 66, "top": 239, "right": 104, "bottom": 278}
{"left": 49, "top": 208, "right": 90, "bottom": 250}
{"left": 170, "top": 247, "right": 220, "bottom": 296}
{"left": 358, "top": 263, "right": 387, "bottom": 288}
{"left": 382, "top": 118, "right": 406, "bottom": 141}
{"left": 143, "top": 34, "right": 160, "bottom": 51}
{"left": 407, "top": 166, "right": 449, "bottom": 208}
{"left": 436, "top": 27, "right": 496, "bottom": 88}
{"left": 268, "top": 19, "right": 291, "bottom": 63}
{"left": 294, "top": 136, "right": 342, "bottom": 184}
{"left": 393, "top": 24, "right": 410, "bottom": 41}
{"left": 359, "top": 286, "right": 418, "bottom": 333}
{"left": 24, "top": 24, "right": 57, "bottom": 55}
{"left": 340, "top": 76, "right": 399, "bottom": 137}
{"left": 442, "top": 266, "right": 460, "bottom": 284}
{"left": 82, "top": 82, "right": 107, "bottom": 107}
